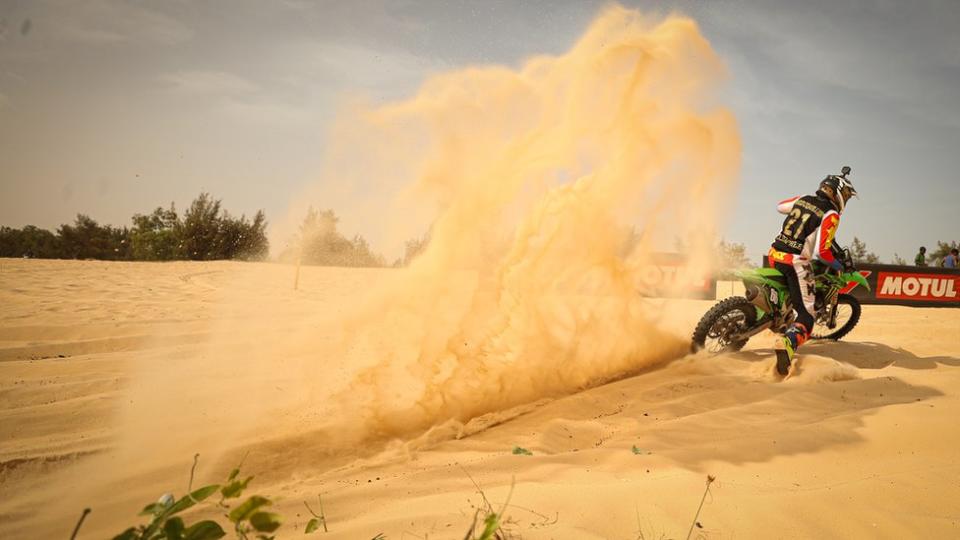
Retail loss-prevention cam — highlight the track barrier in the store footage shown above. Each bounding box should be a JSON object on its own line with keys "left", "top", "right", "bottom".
{"left": 759, "top": 258, "right": 960, "bottom": 308}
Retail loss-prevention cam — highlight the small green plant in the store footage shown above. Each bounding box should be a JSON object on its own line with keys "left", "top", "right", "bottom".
{"left": 303, "top": 494, "right": 328, "bottom": 534}
{"left": 475, "top": 512, "right": 503, "bottom": 540}
{"left": 112, "top": 486, "right": 226, "bottom": 540}
{"left": 461, "top": 467, "right": 515, "bottom": 540}
{"left": 108, "top": 454, "right": 282, "bottom": 540}
{"left": 510, "top": 446, "right": 532, "bottom": 456}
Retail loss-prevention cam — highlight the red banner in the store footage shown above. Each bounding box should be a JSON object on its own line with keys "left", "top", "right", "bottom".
{"left": 761, "top": 259, "right": 960, "bottom": 308}
{"left": 638, "top": 264, "right": 712, "bottom": 291}
{"left": 875, "top": 271, "right": 960, "bottom": 303}
{"left": 638, "top": 254, "right": 715, "bottom": 299}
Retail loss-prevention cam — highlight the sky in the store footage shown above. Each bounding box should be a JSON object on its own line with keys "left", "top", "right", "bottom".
{"left": 0, "top": 0, "right": 958, "bottom": 262}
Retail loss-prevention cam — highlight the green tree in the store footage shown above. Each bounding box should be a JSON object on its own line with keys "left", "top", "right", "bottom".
{"left": 849, "top": 236, "right": 880, "bottom": 264}
{"left": 400, "top": 232, "right": 430, "bottom": 266}
{"left": 57, "top": 214, "right": 129, "bottom": 260}
{"left": 109, "top": 225, "right": 132, "bottom": 260}
{"left": 232, "top": 209, "right": 269, "bottom": 261}
{"left": 179, "top": 193, "right": 223, "bottom": 260}
{"left": 0, "top": 225, "right": 61, "bottom": 258}
{"left": 132, "top": 197, "right": 269, "bottom": 261}
{"left": 211, "top": 209, "right": 269, "bottom": 261}
{"left": 928, "top": 240, "right": 959, "bottom": 267}
{"left": 1, "top": 194, "right": 266, "bottom": 262}
{"left": 293, "top": 207, "right": 384, "bottom": 267}
{"left": 131, "top": 204, "right": 182, "bottom": 261}
{"left": 713, "top": 240, "right": 753, "bottom": 280}
{"left": 717, "top": 240, "right": 753, "bottom": 268}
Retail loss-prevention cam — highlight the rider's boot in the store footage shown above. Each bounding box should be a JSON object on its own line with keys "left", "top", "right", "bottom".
{"left": 774, "top": 336, "right": 795, "bottom": 376}
{"left": 774, "top": 324, "right": 807, "bottom": 376}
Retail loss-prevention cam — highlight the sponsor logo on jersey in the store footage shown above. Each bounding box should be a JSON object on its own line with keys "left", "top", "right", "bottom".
{"left": 793, "top": 198, "right": 825, "bottom": 217}
{"left": 774, "top": 235, "right": 803, "bottom": 251}
{"left": 768, "top": 248, "right": 793, "bottom": 263}
{"left": 876, "top": 272, "right": 960, "bottom": 301}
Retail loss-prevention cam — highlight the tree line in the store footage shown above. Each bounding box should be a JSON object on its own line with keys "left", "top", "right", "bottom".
{"left": 853, "top": 237, "right": 959, "bottom": 267}
{"left": 5, "top": 196, "right": 948, "bottom": 271}
{"left": 277, "top": 207, "right": 429, "bottom": 268}
{"left": 0, "top": 198, "right": 411, "bottom": 267}
{"left": 279, "top": 207, "right": 386, "bottom": 267}
{"left": 0, "top": 193, "right": 268, "bottom": 261}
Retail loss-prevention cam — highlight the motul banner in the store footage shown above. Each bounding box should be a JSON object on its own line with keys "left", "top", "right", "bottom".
{"left": 871, "top": 269, "right": 960, "bottom": 305}
{"left": 761, "top": 258, "right": 960, "bottom": 308}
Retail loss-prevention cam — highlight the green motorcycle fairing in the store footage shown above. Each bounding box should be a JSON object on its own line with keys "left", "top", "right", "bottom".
{"left": 733, "top": 266, "right": 871, "bottom": 318}
{"left": 734, "top": 268, "right": 790, "bottom": 310}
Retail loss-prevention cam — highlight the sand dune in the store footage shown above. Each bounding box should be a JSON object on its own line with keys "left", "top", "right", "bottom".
{"left": 1, "top": 258, "right": 958, "bottom": 539}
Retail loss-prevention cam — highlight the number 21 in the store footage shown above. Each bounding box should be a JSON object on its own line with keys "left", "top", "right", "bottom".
{"left": 783, "top": 209, "right": 810, "bottom": 240}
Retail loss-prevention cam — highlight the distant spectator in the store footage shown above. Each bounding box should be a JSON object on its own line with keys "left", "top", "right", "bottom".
{"left": 944, "top": 248, "right": 959, "bottom": 269}
{"left": 915, "top": 246, "right": 927, "bottom": 267}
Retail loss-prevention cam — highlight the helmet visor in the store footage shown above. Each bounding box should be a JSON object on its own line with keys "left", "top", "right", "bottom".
{"left": 838, "top": 179, "right": 858, "bottom": 202}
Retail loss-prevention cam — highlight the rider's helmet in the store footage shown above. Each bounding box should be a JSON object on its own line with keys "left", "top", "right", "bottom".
{"left": 818, "top": 166, "right": 858, "bottom": 213}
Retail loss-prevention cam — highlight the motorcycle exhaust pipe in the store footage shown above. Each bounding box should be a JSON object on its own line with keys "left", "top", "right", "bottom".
{"left": 744, "top": 284, "right": 773, "bottom": 314}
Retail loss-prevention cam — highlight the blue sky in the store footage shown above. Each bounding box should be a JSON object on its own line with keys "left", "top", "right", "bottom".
{"left": 1, "top": 0, "right": 957, "bottom": 262}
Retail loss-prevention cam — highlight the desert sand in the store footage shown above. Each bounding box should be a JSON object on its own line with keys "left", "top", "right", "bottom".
{"left": 1, "top": 258, "right": 959, "bottom": 539}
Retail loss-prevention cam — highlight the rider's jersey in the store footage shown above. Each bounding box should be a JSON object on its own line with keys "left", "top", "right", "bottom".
{"left": 769, "top": 193, "right": 841, "bottom": 269}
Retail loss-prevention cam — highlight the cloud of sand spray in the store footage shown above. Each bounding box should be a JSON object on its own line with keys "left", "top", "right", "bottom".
{"left": 312, "top": 6, "right": 741, "bottom": 442}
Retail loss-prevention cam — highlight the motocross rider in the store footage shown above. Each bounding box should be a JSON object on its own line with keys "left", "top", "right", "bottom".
{"left": 768, "top": 167, "right": 858, "bottom": 375}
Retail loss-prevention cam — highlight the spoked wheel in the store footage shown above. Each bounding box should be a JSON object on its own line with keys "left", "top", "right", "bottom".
{"left": 691, "top": 296, "right": 758, "bottom": 353}
{"left": 811, "top": 293, "right": 861, "bottom": 340}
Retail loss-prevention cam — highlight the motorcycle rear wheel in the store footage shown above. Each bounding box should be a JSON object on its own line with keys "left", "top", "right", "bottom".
{"left": 691, "top": 296, "right": 758, "bottom": 353}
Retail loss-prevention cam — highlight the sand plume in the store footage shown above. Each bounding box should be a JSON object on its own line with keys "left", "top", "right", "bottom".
{"left": 307, "top": 6, "right": 742, "bottom": 441}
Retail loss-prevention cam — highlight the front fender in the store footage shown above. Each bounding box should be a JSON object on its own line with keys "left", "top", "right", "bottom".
{"left": 842, "top": 271, "right": 871, "bottom": 292}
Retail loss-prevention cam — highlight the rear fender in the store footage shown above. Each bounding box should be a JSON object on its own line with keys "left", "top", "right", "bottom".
{"left": 736, "top": 268, "right": 788, "bottom": 291}
{"left": 735, "top": 269, "right": 788, "bottom": 318}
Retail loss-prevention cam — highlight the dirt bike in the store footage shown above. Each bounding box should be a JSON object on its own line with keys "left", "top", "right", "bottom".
{"left": 691, "top": 249, "right": 870, "bottom": 353}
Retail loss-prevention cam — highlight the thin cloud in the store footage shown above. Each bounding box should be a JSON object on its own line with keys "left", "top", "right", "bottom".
{"left": 317, "top": 43, "right": 446, "bottom": 91}
{"left": 702, "top": 1, "right": 960, "bottom": 129}
{"left": 219, "top": 96, "right": 312, "bottom": 127}
{"left": 30, "top": 0, "right": 193, "bottom": 45}
{"left": 160, "top": 69, "right": 313, "bottom": 127}
{"left": 161, "top": 70, "right": 259, "bottom": 96}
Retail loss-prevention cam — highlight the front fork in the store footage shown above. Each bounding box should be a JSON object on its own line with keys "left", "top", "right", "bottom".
{"left": 823, "top": 285, "right": 840, "bottom": 329}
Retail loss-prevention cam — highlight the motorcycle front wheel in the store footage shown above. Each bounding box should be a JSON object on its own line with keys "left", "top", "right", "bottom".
{"left": 811, "top": 293, "right": 861, "bottom": 340}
